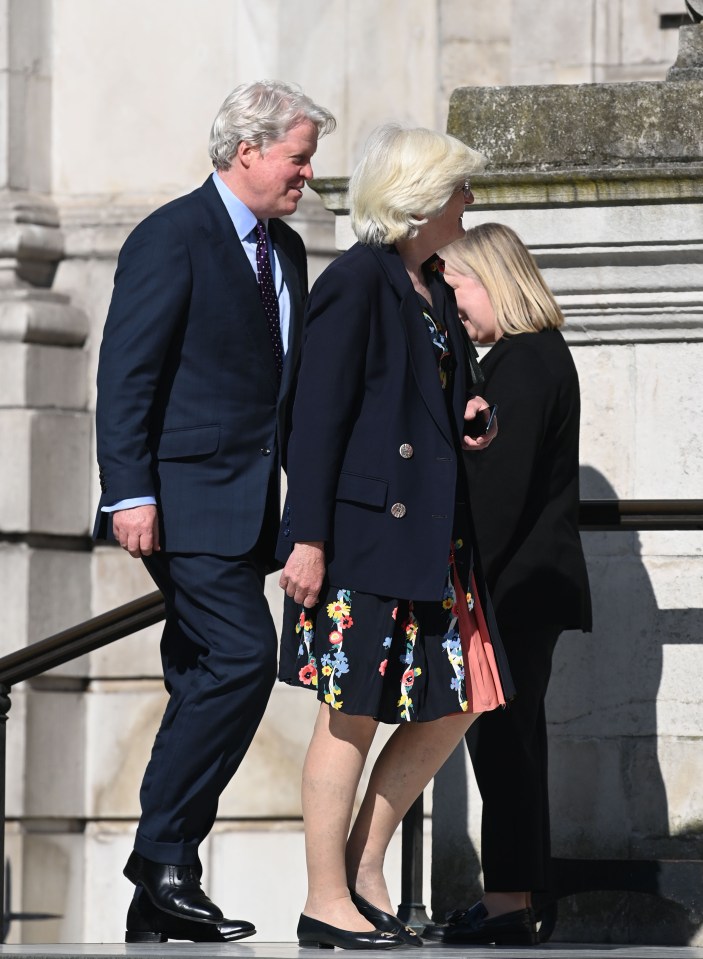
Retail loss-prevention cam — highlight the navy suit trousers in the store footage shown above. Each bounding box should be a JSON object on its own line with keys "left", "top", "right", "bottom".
{"left": 135, "top": 550, "right": 278, "bottom": 865}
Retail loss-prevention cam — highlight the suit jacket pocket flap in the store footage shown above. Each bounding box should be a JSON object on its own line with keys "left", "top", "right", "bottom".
{"left": 336, "top": 471, "right": 388, "bottom": 508}
{"left": 157, "top": 425, "right": 220, "bottom": 460}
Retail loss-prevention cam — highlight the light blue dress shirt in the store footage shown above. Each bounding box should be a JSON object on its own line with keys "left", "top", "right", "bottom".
{"left": 103, "top": 173, "right": 291, "bottom": 514}
{"left": 211, "top": 172, "right": 291, "bottom": 354}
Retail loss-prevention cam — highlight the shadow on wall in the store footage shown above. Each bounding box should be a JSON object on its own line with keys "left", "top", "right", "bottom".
{"left": 549, "top": 464, "right": 668, "bottom": 862}
{"left": 431, "top": 466, "right": 703, "bottom": 943}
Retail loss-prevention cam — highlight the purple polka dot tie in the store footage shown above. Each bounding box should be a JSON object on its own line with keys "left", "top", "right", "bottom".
{"left": 254, "top": 219, "right": 283, "bottom": 382}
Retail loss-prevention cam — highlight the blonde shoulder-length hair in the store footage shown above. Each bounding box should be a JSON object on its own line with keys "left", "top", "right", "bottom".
{"left": 442, "top": 222, "right": 564, "bottom": 335}
{"left": 349, "top": 124, "right": 485, "bottom": 247}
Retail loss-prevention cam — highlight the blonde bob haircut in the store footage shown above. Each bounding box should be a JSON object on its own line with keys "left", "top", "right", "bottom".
{"left": 442, "top": 222, "right": 564, "bottom": 336}
{"left": 349, "top": 124, "right": 485, "bottom": 246}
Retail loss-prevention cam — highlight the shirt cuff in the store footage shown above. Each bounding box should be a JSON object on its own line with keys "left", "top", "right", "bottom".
{"left": 101, "top": 496, "right": 157, "bottom": 512}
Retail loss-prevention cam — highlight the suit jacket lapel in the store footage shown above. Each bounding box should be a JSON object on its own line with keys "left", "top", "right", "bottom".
{"left": 369, "top": 245, "right": 453, "bottom": 444}
{"left": 270, "top": 221, "right": 304, "bottom": 401}
{"left": 431, "top": 267, "right": 469, "bottom": 436}
{"left": 197, "top": 178, "right": 279, "bottom": 392}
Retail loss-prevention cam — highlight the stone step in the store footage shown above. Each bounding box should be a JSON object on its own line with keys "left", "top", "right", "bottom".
{"left": 1, "top": 943, "right": 703, "bottom": 959}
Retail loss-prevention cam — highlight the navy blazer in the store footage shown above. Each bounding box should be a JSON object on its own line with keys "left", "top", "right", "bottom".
{"left": 465, "top": 329, "right": 592, "bottom": 631}
{"left": 94, "top": 176, "right": 307, "bottom": 557}
{"left": 278, "top": 243, "right": 474, "bottom": 601}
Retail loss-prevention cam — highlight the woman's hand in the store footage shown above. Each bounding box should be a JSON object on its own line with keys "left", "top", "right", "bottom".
{"left": 279, "top": 541, "right": 326, "bottom": 608}
{"left": 462, "top": 395, "right": 498, "bottom": 451}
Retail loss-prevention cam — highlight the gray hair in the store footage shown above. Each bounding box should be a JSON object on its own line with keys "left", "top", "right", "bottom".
{"left": 209, "top": 79, "right": 336, "bottom": 170}
{"left": 349, "top": 124, "right": 485, "bottom": 246}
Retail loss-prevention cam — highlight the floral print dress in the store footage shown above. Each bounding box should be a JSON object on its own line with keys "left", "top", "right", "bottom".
{"left": 278, "top": 294, "right": 510, "bottom": 723}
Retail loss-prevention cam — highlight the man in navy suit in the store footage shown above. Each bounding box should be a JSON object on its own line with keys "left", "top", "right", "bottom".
{"left": 94, "top": 80, "right": 335, "bottom": 942}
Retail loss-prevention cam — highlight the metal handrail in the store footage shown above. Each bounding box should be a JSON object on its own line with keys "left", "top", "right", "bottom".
{"left": 2, "top": 500, "right": 701, "bottom": 690}
{"left": 0, "top": 591, "right": 165, "bottom": 689}
{"left": 0, "top": 591, "right": 164, "bottom": 940}
{"left": 1, "top": 498, "right": 702, "bottom": 939}
{"left": 578, "top": 498, "right": 703, "bottom": 530}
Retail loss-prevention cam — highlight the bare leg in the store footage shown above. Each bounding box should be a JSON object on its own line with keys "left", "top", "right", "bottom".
{"left": 302, "top": 703, "right": 379, "bottom": 930}
{"left": 346, "top": 711, "right": 479, "bottom": 914}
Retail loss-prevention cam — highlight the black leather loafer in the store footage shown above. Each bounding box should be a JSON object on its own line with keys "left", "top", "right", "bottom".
{"left": 349, "top": 890, "right": 423, "bottom": 947}
{"left": 125, "top": 887, "right": 255, "bottom": 943}
{"left": 423, "top": 901, "right": 538, "bottom": 946}
{"left": 123, "top": 851, "right": 224, "bottom": 923}
{"left": 297, "top": 913, "right": 404, "bottom": 949}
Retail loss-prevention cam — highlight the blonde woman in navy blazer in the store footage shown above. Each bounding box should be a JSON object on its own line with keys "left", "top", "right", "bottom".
{"left": 277, "top": 126, "right": 514, "bottom": 950}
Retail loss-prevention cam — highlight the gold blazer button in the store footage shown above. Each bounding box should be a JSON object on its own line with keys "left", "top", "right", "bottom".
{"left": 391, "top": 503, "right": 407, "bottom": 518}
{"left": 399, "top": 443, "right": 414, "bottom": 459}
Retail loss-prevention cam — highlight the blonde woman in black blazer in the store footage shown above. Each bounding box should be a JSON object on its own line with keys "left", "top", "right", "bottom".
{"left": 429, "top": 223, "right": 591, "bottom": 947}
{"left": 277, "top": 127, "right": 514, "bottom": 950}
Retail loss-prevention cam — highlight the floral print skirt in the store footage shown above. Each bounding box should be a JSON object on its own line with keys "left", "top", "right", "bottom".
{"left": 278, "top": 540, "right": 508, "bottom": 724}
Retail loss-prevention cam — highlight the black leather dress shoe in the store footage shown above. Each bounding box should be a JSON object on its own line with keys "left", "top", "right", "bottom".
{"left": 125, "top": 886, "right": 255, "bottom": 943}
{"left": 297, "top": 913, "right": 404, "bottom": 949}
{"left": 349, "top": 890, "right": 423, "bottom": 947}
{"left": 423, "top": 901, "right": 538, "bottom": 946}
{"left": 123, "top": 851, "right": 224, "bottom": 923}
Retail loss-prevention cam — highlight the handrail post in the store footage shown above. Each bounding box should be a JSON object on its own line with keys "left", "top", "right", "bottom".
{"left": 0, "top": 682, "right": 10, "bottom": 943}
{"left": 397, "top": 793, "right": 431, "bottom": 931}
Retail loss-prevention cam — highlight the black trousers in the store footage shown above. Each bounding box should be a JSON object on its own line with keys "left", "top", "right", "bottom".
{"left": 135, "top": 548, "right": 278, "bottom": 865}
{"left": 465, "top": 624, "right": 561, "bottom": 892}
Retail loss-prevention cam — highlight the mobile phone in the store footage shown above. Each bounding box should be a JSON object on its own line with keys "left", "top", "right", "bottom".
{"left": 464, "top": 403, "right": 497, "bottom": 439}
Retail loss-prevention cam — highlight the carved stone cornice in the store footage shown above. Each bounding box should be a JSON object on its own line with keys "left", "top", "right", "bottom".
{"left": 0, "top": 189, "right": 62, "bottom": 288}
{"left": 309, "top": 173, "right": 703, "bottom": 345}
{"left": 56, "top": 195, "right": 169, "bottom": 259}
{"left": 561, "top": 308, "right": 703, "bottom": 344}
{"left": 0, "top": 190, "right": 88, "bottom": 346}
{"left": 311, "top": 167, "right": 703, "bottom": 213}
{"left": 0, "top": 288, "right": 88, "bottom": 345}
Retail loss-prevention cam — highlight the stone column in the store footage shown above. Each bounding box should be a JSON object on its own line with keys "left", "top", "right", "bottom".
{"left": 0, "top": 1, "right": 93, "bottom": 943}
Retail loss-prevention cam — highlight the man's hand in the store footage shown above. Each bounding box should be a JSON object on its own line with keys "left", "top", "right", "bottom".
{"left": 462, "top": 394, "right": 498, "bottom": 451}
{"left": 112, "top": 505, "right": 160, "bottom": 557}
{"left": 279, "top": 541, "right": 326, "bottom": 608}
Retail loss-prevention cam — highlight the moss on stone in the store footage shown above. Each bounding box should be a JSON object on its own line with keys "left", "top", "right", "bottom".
{"left": 447, "top": 81, "right": 703, "bottom": 173}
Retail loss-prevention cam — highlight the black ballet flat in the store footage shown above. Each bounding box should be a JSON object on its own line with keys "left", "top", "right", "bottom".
{"left": 423, "top": 900, "right": 538, "bottom": 946}
{"left": 125, "top": 887, "right": 256, "bottom": 943}
{"left": 297, "top": 913, "right": 404, "bottom": 949}
{"left": 349, "top": 890, "right": 423, "bottom": 947}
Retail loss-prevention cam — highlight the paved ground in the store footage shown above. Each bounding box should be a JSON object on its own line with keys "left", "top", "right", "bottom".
{"left": 1, "top": 943, "right": 703, "bottom": 959}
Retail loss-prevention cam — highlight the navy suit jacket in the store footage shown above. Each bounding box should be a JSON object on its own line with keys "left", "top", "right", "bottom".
{"left": 94, "top": 176, "right": 307, "bottom": 558}
{"left": 277, "top": 243, "right": 475, "bottom": 601}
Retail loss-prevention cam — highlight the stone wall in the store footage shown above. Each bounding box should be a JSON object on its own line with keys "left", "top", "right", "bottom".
{"left": 437, "top": 48, "right": 703, "bottom": 946}
{"left": 1, "top": 0, "right": 699, "bottom": 946}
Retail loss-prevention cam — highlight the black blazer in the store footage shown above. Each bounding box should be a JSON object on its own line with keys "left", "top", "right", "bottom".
{"left": 465, "top": 329, "right": 592, "bottom": 631}
{"left": 277, "top": 242, "right": 474, "bottom": 601}
{"left": 94, "top": 176, "right": 307, "bottom": 557}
